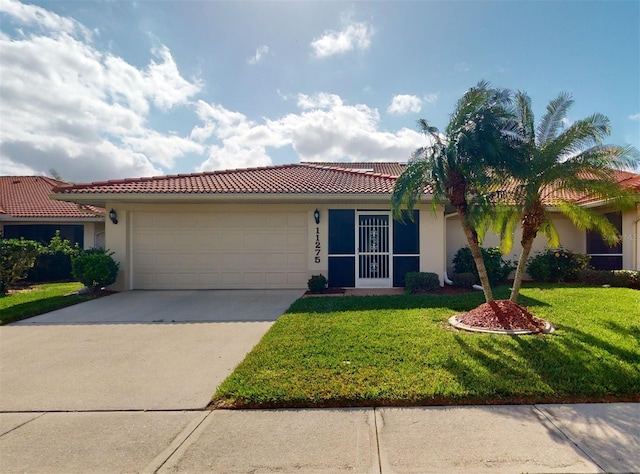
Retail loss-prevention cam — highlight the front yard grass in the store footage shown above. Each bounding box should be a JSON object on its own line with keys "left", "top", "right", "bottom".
{"left": 213, "top": 284, "right": 640, "bottom": 408}
{"left": 0, "top": 282, "right": 86, "bottom": 325}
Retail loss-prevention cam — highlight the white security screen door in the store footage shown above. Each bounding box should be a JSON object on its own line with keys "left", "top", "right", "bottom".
{"left": 356, "top": 213, "right": 392, "bottom": 288}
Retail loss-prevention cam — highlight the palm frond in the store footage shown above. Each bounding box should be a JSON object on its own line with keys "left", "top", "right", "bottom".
{"left": 539, "top": 214, "right": 560, "bottom": 248}
{"left": 391, "top": 153, "right": 434, "bottom": 221}
{"left": 542, "top": 113, "right": 610, "bottom": 160}
{"left": 554, "top": 201, "right": 621, "bottom": 245}
{"left": 514, "top": 91, "right": 535, "bottom": 143}
{"left": 536, "top": 92, "right": 573, "bottom": 144}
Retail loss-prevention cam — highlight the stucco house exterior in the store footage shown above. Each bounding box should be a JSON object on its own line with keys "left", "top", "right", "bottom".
{"left": 0, "top": 176, "right": 105, "bottom": 248}
{"left": 50, "top": 162, "right": 640, "bottom": 292}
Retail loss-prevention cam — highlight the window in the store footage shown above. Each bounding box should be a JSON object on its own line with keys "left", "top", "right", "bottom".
{"left": 586, "top": 212, "right": 622, "bottom": 270}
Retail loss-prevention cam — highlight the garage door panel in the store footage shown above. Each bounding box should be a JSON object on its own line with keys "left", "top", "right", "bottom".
{"left": 287, "top": 272, "right": 308, "bottom": 286}
{"left": 287, "top": 253, "right": 306, "bottom": 266}
{"left": 244, "top": 232, "right": 266, "bottom": 249}
{"left": 287, "top": 213, "right": 307, "bottom": 227}
{"left": 243, "top": 253, "right": 265, "bottom": 267}
{"left": 287, "top": 233, "right": 306, "bottom": 249}
{"left": 221, "top": 232, "right": 244, "bottom": 250}
{"left": 133, "top": 211, "right": 308, "bottom": 289}
{"left": 265, "top": 253, "right": 285, "bottom": 266}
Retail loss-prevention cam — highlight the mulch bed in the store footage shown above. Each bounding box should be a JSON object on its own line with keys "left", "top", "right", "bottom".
{"left": 454, "top": 299, "right": 548, "bottom": 333}
{"left": 304, "top": 287, "right": 346, "bottom": 296}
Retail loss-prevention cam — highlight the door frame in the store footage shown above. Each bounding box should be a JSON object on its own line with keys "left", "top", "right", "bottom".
{"left": 355, "top": 211, "right": 393, "bottom": 288}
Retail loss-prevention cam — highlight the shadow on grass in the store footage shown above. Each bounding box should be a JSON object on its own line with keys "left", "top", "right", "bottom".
{"left": 445, "top": 326, "right": 639, "bottom": 403}
{"left": 0, "top": 294, "right": 89, "bottom": 325}
{"left": 442, "top": 330, "right": 640, "bottom": 472}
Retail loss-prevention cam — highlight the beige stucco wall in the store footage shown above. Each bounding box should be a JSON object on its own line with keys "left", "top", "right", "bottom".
{"left": 104, "top": 201, "right": 445, "bottom": 290}
{"left": 445, "top": 208, "right": 640, "bottom": 275}
{"left": 420, "top": 205, "right": 446, "bottom": 285}
{"left": 622, "top": 205, "right": 639, "bottom": 271}
{"left": 445, "top": 214, "right": 584, "bottom": 277}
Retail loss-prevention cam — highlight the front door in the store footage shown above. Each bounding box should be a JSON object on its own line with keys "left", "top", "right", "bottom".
{"left": 356, "top": 213, "right": 392, "bottom": 288}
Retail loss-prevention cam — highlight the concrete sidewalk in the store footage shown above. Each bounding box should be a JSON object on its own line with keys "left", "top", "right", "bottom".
{"left": 1, "top": 403, "right": 638, "bottom": 473}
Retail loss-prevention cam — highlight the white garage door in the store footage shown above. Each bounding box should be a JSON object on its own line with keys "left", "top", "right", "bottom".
{"left": 133, "top": 211, "right": 308, "bottom": 289}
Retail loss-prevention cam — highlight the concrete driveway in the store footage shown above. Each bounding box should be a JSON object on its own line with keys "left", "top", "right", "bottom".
{"left": 0, "top": 290, "right": 302, "bottom": 412}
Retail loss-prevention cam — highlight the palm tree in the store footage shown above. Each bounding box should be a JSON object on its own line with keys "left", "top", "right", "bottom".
{"left": 391, "top": 81, "right": 513, "bottom": 303}
{"left": 495, "top": 91, "right": 639, "bottom": 303}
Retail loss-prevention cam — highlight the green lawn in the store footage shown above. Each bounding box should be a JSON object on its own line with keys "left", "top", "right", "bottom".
{"left": 0, "top": 282, "right": 87, "bottom": 325}
{"left": 213, "top": 284, "right": 640, "bottom": 408}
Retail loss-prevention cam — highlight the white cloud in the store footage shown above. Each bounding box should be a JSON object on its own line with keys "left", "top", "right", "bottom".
{"left": 296, "top": 92, "right": 343, "bottom": 110}
{"left": 387, "top": 94, "right": 422, "bottom": 115}
{"left": 629, "top": 113, "right": 640, "bottom": 121}
{"left": 195, "top": 93, "right": 425, "bottom": 172}
{"left": 0, "top": 1, "right": 203, "bottom": 181}
{"left": 146, "top": 45, "right": 203, "bottom": 110}
{"left": 310, "top": 20, "right": 373, "bottom": 58}
{"left": 423, "top": 93, "right": 438, "bottom": 104}
{"left": 454, "top": 62, "right": 472, "bottom": 72}
{"left": 0, "top": 0, "right": 91, "bottom": 39}
{"left": 0, "top": 2, "right": 427, "bottom": 181}
{"left": 247, "top": 44, "right": 269, "bottom": 65}
{"left": 561, "top": 117, "right": 574, "bottom": 128}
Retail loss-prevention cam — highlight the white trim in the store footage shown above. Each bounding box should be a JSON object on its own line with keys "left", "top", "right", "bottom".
{"left": 355, "top": 211, "right": 393, "bottom": 288}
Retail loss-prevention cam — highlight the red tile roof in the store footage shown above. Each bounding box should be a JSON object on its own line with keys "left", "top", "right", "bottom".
{"left": 0, "top": 176, "right": 104, "bottom": 218}
{"left": 543, "top": 170, "right": 640, "bottom": 205}
{"left": 301, "top": 162, "right": 406, "bottom": 177}
{"left": 52, "top": 164, "right": 405, "bottom": 195}
{"left": 50, "top": 162, "right": 639, "bottom": 208}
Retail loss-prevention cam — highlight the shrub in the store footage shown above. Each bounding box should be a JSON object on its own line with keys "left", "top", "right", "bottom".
{"left": 307, "top": 274, "right": 327, "bottom": 293}
{"left": 526, "top": 248, "right": 591, "bottom": 283}
{"left": 452, "top": 272, "right": 476, "bottom": 289}
{"left": 0, "top": 237, "right": 40, "bottom": 294}
{"left": 405, "top": 271, "right": 440, "bottom": 294}
{"left": 579, "top": 268, "right": 640, "bottom": 289}
{"left": 452, "top": 246, "right": 515, "bottom": 286}
{"left": 28, "top": 231, "right": 80, "bottom": 282}
{"left": 71, "top": 248, "right": 119, "bottom": 292}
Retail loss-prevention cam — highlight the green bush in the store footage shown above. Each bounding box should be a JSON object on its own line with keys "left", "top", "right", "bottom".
{"left": 307, "top": 274, "right": 327, "bottom": 293}
{"left": 405, "top": 271, "right": 440, "bottom": 294}
{"left": 527, "top": 248, "right": 591, "bottom": 283}
{"left": 0, "top": 237, "right": 40, "bottom": 294}
{"left": 452, "top": 272, "right": 476, "bottom": 289}
{"left": 452, "top": 246, "right": 515, "bottom": 286}
{"left": 579, "top": 268, "right": 640, "bottom": 289}
{"left": 28, "top": 231, "right": 80, "bottom": 282}
{"left": 71, "top": 248, "right": 119, "bottom": 292}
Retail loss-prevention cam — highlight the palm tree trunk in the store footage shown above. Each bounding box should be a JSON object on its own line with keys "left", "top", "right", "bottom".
{"left": 461, "top": 220, "right": 494, "bottom": 303}
{"left": 510, "top": 237, "right": 534, "bottom": 303}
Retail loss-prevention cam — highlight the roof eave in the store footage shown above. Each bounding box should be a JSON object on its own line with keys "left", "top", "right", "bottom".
{"left": 0, "top": 215, "right": 104, "bottom": 222}
{"left": 51, "top": 192, "right": 434, "bottom": 207}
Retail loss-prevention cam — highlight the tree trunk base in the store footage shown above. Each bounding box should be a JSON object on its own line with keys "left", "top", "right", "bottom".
{"left": 451, "top": 300, "right": 552, "bottom": 333}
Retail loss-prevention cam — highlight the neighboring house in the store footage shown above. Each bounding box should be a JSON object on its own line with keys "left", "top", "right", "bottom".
{"left": 0, "top": 176, "right": 105, "bottom": 248}
{"left": 50, "top": 163, "right": 640, "bottom": 292}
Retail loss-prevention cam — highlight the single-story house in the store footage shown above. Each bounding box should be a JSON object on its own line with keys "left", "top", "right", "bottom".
{"left": 0, "top": 176, "right": 105, "bottom": 248}
{"left": 50, "top": 163, "right": 640, "bottom": 292}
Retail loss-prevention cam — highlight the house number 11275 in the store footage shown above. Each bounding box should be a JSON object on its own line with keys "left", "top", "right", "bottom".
{"left": 314, "top": 227, "right": 321, "bottom": 263}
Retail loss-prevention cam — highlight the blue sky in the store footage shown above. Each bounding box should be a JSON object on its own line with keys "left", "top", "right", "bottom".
{"left": 1, "top": 0, "right": 638, "bottom": 182}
